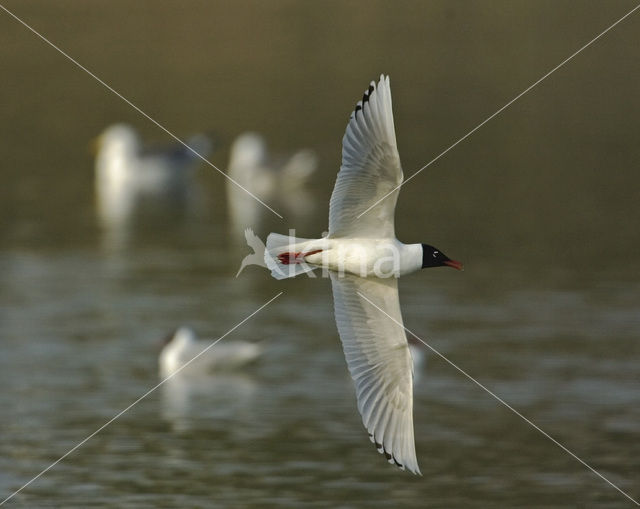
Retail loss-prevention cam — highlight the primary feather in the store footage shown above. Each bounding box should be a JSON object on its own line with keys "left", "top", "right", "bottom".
{"left": 329, "top": 75, "right": 403, "bottom": 239}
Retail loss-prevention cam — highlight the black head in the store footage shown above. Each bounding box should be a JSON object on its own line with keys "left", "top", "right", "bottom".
{"left": 421, "top": 244, "right": 463, "bottom": 270}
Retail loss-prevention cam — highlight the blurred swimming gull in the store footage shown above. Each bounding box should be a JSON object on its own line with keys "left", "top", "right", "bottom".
{"left": 227, "top": 132, "right": 317, "bottom": 234}
{"left": 159, "top": 326, "right": 262, "bottom": 378}
{"left": 94, "top": 123, "right": 212, "bottom": 226}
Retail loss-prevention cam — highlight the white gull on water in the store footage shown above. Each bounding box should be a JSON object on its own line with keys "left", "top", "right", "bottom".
{"left": 159, "top": 327, "right": 262, "bottom": 378}
{"left": 94, "top": 123, "right": 212, "bottom": 226}
{"left": 264, "top": 75, "right": 462, "bottom": 474}
{"left": 227, "top": 132, "right": 318, "bottom": 235}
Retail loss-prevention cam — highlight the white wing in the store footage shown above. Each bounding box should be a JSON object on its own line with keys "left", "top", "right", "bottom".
{"left": 328, "top": 75, "right": 403, "bottom": 239}
{"left": 330, "top": 272, "right": 420, "bottom": 474}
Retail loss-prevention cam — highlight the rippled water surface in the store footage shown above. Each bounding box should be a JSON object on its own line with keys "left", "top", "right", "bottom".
{"left": 1, "top": 1, "right": 639, "bottom": 507}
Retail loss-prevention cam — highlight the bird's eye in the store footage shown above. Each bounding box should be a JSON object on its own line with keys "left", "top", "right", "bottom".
{"left": 432, "top": 251, "right": 438, "bottom": 258}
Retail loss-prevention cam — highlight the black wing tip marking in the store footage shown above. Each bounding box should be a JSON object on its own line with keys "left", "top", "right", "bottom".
{"left": 352, "top": 79, "right": 380, "bottom": 120}
{"left": 362, "top": 84, "right": 375, "bottom": 104}
{"left": 369, "top": 433, "right": 405, "bottom": 470}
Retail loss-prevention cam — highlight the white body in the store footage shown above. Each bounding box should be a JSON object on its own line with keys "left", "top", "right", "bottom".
{"left": 308, "top": 239, "right": 422, "bottom": 277}
{"left": 159, "top": 327, "right": 261, "bottom": 378}
{"left": 266, "top": 236, "right": 422, "bottom": 279}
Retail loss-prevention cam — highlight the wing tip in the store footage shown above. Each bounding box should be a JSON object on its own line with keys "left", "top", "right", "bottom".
{"left": 368, "top": 429, "right": 421, "bottom": 475}
{"left": 350, "top": 74, "right": 390, "bottom": 120}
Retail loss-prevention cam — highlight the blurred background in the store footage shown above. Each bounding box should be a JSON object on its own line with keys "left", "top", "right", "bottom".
{"left": 1, "top": 1, "right": 639, "bottom": 507}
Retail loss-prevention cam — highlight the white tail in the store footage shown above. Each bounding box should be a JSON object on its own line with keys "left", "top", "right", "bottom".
{"left": 264, "top": 233, "right": 318, "bottom": 280}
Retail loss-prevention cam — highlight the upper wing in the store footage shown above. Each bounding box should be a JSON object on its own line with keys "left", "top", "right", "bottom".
{"left": 330, "top": 272, "right": 420, "bottom": 474}
{"left": 328, "top": 75, "right": 403, "bottom": 239}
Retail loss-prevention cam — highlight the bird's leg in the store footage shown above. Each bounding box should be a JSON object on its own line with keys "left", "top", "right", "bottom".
{"left": 277, "top": 252, "right": 299, "bottom": 265}
{"left": 277, "top": 249, "right": 323, "bottom": 265}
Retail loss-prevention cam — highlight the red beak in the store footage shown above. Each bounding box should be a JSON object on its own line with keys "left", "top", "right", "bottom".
{"left": 444, "top": 260, "right": 464, "bottom": 271}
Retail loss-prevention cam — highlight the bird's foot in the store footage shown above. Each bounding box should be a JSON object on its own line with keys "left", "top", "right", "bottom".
{"left": 277, "top": 250, "right": 323, "bottom": 265}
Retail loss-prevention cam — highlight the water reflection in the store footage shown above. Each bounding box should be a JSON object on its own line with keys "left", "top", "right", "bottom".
{"left": 160, "top": 373, "right": 258, "bottom": 433}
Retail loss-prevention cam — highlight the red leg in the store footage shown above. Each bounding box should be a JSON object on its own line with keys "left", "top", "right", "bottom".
{"left": 277, "top": 252, "right": 300, "bottom": 265}
{"left": 277, "top": 249, "right": 322, "bottom": 265}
